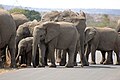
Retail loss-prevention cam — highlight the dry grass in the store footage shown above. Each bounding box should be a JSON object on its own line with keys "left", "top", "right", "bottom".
{"left": 0, "top": 69, "right": 13, "bottom": 74}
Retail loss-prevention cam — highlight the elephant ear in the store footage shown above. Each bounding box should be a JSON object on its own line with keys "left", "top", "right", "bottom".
{"left": 85, "top": 27, "right": 96, "bottom": 44}
{"left": 43, "top": 22, "right": 60, "bottom": 43}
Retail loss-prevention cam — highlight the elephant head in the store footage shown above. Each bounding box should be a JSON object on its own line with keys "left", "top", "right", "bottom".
{"left": 16, "top": 40, "right": 26, "bottom": 63}
{"left": 16, "top": 20, "right": 39, "bottom": 45}
{"left": 32, "top": 21, "right": 60, "bottom": 67}
{"left": 84, "top": 27, "right": 96, "bottom": 44}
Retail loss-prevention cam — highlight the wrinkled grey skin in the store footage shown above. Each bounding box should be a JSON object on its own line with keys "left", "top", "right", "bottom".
{"left": 16, "top": 20, "right": 39, "bottom": 57}
{"left": 0, "top": 9, "right": 16, "bottom": 68}
{"left": 11, "top": 13, "right": 29, "bottom": 30}
{"left": 16, "top": 37, "right": 33, "bottom": 66}
{"left": 42, "top": 10, "right": 89, "bottom": 66}
{"left": 32, "top": 21, "right": 79, "bottom": 68}
{"left": 84, "top": 27, "right": 120, "bottom": 65}
{"left": 16, "top": 37, "right": 46, "bottom": 67}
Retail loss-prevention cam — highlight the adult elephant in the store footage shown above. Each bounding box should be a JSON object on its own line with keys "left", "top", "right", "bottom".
{"left": 42, "top": 10, "right": 89, "bottom": 66}
{"left": 16, "top": 20, "right": 40, "bottom": 64}
{"left": 11, "top": 13, "right": 29, "bottom": 30}
{"left": 0, "top": 9, "right": 16, "bottom": 68}
{"left": 84, "top": 27, "right": 120, "bottom": 65}
{"left": 16, "top": 20, "right": 39, "bottom": 43}
{"left": 32, "top": 21, "right": 79, "bottom": 68}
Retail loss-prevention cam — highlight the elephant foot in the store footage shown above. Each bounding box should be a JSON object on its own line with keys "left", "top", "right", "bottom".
{"left": 74, "top": 62, "right": 77, "bottom": 66}
{"left": 81, "top": 61, "right": 89, "bottom": 66}
{"left": 115, "top": 62, "right": 120, "bottom": 65}
{"left": 103, "top": 60, "right": 113, "bottom": 65}
{"left": 38, "top": 64, "right": 45, "bottom": 68}
{"left": 60, "top": 62, "right": 66, "bottom": 66}
{"left": 0, "top": 61, "right": 4, "bottom": 68}
{"left": 60, "top": 63, "right": 66, "bottom": 66}
{"left": 65, "top": 63, "right": 74, "bottom": 68}
{"left": 32, "top": 61, "right": 37, "bottom": 68}
{"left": 49, "top": 64, "right": 56, "bottom": 68}
{"left": 44, "top": 63, "right": 48, "bottom": 66}
{"left": 10, "top": 64, "right": 17, "bottom": 68}
{"left": 100, "top": 61, "right": 104, "bottom": 64}
{"left": 33, "top": 64, "right": 37, "bottom": 68}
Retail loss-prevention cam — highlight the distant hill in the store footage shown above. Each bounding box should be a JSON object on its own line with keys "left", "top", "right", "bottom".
{"left": 0, "top": 4, "right": 120, "bottom": 15}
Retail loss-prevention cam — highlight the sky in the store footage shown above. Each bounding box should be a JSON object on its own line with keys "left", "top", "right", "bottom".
{"left": 0, "top": 0, "right": 120, "bottom": 9}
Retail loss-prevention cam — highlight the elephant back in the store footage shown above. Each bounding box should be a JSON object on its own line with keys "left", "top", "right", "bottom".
{"left": 11, "top": 13, "right": 29, "bottom": 30}
{"left": 0, "top": 9, "right": 16, "bottom": 47}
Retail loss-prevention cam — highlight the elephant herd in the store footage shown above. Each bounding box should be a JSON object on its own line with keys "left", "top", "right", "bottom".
{"left": 0, "top": 8, "right": 120, "bottom": 68}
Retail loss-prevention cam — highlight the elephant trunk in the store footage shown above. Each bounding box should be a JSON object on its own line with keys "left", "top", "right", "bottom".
{"left": 0, "top": 34, "right": 1, "bottom": 44}
{"left": 32, "top": 34, "right": 40, "bottom": 67}
{"left": 16, "top": 36, "right": 23, "bottom": 57}
{"left": 16, "top": 46, "right": 23, "bottom": 63}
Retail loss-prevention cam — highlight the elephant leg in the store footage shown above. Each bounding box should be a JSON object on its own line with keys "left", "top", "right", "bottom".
{"left": 8, "top": 35, "right": 16, "bottom": 68}
{"left": 38, "top": 43, "right": 46, "bottom": 67}
{"left": 85, "top": 44, "right": 91, "bottom": 62}
{"left": 21, "top": 55, "right": 26, "bottom": 64}
{"left": 90, "top": 46, "right": 96, "bottom": 64}
{"left": 0, "top": 49, "right": 3, "bottom": 68}
{"left": 103, "top": 51, "right": 113, "bottom": 65}
{"left": 27, "top": 52, "right": 32, "bottom": 66}
{"left": 73, "top": 50, "right": 78, "bottom": 66}
{"left": 100, "top": 51, "right": 106, "bottom": 64}
{"left": 1, "top": 48, "right": 6, "bottom": 68}
{"left": 35, "top": 49, "right": 39, "bottom": 66}
{"left": 60, "top": 50, "right": 66, "bottom": 66}
{"left": 44, "top": 49, "right": 48, "bottom": 66}
{"left": 48, "top": 44, "right": 56, "bottom": 68}
{"left": 65, "top": 48, "right": 74, "bottom": 68}
{"left": 56, "top": 49, "right": 61, "bottom": 63}
{"left": 79, "top": 32, "right": 89, "bottom": 66}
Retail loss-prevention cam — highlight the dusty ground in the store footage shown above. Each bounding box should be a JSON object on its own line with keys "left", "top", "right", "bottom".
{"left": 0, "top": 69, "right": 14, "bottom": 74}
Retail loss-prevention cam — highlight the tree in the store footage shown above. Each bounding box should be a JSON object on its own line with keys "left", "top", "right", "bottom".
{"left": 102, "top": 14, "right": 110, "bottom": 27}
{"left": 9, "top": 8, "right": 41, "bottom": 21}
{"left": 24, "top": 10, "right": 41, "bottom": 21}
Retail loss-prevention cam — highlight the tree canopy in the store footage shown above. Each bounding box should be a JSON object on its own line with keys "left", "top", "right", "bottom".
{"left": 9, "top": 8, "right": 41, "bottom": 21}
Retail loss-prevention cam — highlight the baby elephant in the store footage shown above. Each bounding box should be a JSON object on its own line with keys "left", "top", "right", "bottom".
{"left": 16, "top": 37, "right": 34, "bottom": 67}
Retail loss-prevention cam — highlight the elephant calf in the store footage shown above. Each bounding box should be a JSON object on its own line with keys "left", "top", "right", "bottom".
{"left": 16, "top": 37, "right": 46, "bottom": 67}
{"left": 16, "top": 37, "right": 33, "bottom": 66}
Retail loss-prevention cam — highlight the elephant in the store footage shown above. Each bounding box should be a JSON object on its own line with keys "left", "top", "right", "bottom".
{"left": 42, "top": 10, "right": 89, "bottom": 66}
{"left": 0, "top": 9, "right": 16, "bottom": 68}
{"left": 11, "top": 13, "right": 29, "bottom": 30}
{"left": 16, "top": 37, "right": 46, "bottom": 67}
{"left": 16, "top": 37, "right": 33, "bottom": 66}
{"left": 32, "top": 21, "right": 80, "bottom": 68}
{"left": 84, "top": 27, "right": 120, "bottom": 65}
{"left": 16, "top": 20, "right": 40, "bottom": 57}
{"left": 41, "top": 11, "right": 61, "bottom": 21}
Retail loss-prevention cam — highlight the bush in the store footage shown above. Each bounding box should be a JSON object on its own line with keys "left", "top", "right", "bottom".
{"left": 9, "top": 8, "right": 41, "bottom": 21}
